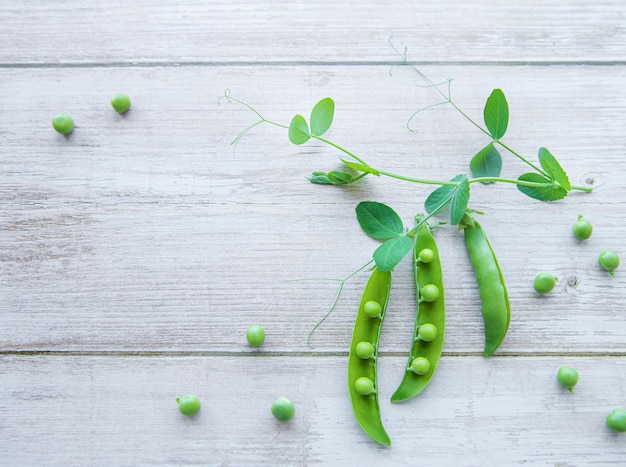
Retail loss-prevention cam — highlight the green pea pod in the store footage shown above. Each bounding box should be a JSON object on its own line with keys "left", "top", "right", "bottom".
{"left": 348, "top": 267, "right": 392, "bottom": 446}
{"left": 464, "top": 221, "right": 511, "bottom": 357}
{"left": 391, "top": 221, "right": 445, "bottom": 402}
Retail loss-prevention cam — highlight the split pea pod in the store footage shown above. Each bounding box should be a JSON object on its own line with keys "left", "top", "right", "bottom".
{"left": 348, "top": 267, "right": 392, "bottom": 446}
{"left": 464, "top": 220, "right": 511, "bottom": 357}
{"left": 391, "top": 220, "right": 445, "bottom": 402}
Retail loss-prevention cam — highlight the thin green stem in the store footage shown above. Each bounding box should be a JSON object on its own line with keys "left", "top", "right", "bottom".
{"left": 377, "top": 170, "right": 459, "bottom": 186}
{"left": 312, "top": 135, "right": 370, "bottom": 167}
{"left": 495, "top": 141, "right": 547, "bottom": 176}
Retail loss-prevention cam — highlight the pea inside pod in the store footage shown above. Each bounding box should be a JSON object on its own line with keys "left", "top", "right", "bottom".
{"left": 391, "top": 220, "right": 445, "bottom": 403}
{"left": 348, "top": 267, "right": 392, "bottom": 446}
{"left": 464, "top": 220, "right": 510, "bottom": 357}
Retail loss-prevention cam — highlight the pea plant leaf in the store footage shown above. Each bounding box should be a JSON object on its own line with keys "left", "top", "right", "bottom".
{"left": 310, "top": 170, "right": 355, "bottom": 185}
{"left": 424, "top": 174, "right": 469, "bottom": 225}
{"left": 483, "top": 89, "right": 509, "bottom": 140}
{"left": 373, "top": 235, "right": 413, "bottom": 272}
{"left": 470, "top": 143, "right": 502, "bottom": 182}
{"left": 538, "top": 147, "right": 571, "bottom": 191}
{"left": 310, "top": 98, "right": 334, "bottom": 137}
{"left": 288, "top": 114, "right": 311, "bottom": 145}
{"left": 450, "top": 175, "right": 470, "bottom": 225}
{"left": 517, "top": 173, "right": 568, "bottom": 201}
{"left": 341, "top": 159, "right": 380, "bottom": 176}
{"left": 356, "top": 201, "right": 405, "bottom": 240}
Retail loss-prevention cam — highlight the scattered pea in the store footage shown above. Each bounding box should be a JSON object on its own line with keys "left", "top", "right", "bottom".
{"left": 354, "top": 376, "right": 375, "bottom": 395}
{"left": 355, "top": 341, "right": 375, "bottom": 359}
{"left": 410, "top": 357, "right": 431, "bottom": 375}
{"left": 534, "top": 272, "right": 558, "bottom": 294}
{"left": 363, "top": 300, "right": 382, "bottom": 318}
{"left": 599, "top": 249, "right": 620, "bottom": 275}
{"left": 52, "top": 113, "right": 74, "bottom": 135}
{"left": 572, "top": 215, "right": 592, "bottom": 240}
{"left": 176, "top": 394, "right": 201, "bottom": 416}
{"left": 420, "top": 284, "right": 440, "bottom": 303}
{"left": 246, "top": 324, "right": 265, "bottom": 347}
{"left": 606, "top": 408, "right": 626, "bottom": 433}
{"left": 111, "top": 92, "right": 131, "bottom": 113}
{"left": 557, "top": 365, "right": 578, "bottom": 393}
{"left": 417, "top": 323, "right": 438, "bottom": 342}
{"left": 271, "top": 397, "right": 295, "bottom": 421}
{"left": 418, "top": 248, "right": 435, "bottom": 263}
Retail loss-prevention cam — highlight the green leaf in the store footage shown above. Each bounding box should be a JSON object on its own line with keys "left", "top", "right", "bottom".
{"left": 483, "top": 89, "right": 509, "bottom": 140}
{"left": 450, "top": 176, "right": 470, "bottom": 225}
{"left": 424, "top": 174, "right": 467, "bottom": 214}
{"left": 341, "top": 159, "right": 380, "bottom": 176}
{"left": 356, "top": 201, "right": 404, "bottom": 240}
{"left": 288, "top": 114, "right": 310, "bottom": 145}
{"left": 470, "top": 143, "right": 502, "bottom": 182}
{"left": 310, "top": 98, "right": 334, "bottom": 136}
{"left": 327, "top": 170, "right": 354, "bottom": 184}
{"left": 517, "top": 173, "right": 568, "bottom": 201}
{"left": 373, "top": 235, "right": 413, "bottom": 272}
{"left": 538, "top": 147, "right": 571, "bottom": 191}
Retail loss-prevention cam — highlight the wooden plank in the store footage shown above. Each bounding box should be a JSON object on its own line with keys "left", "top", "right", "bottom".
{"left": 1, "top": 355, "right": 624, "bottom": 465}
{"left": 2, "top": 65, "right": 626, "bottom": 353}
{"left": 2, "top": 1, "right": 626, "bottom": 64}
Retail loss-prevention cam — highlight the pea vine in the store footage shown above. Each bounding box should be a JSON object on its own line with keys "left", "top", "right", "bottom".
{"left": 220, "top": 68, "right": 591, "bottom": 273}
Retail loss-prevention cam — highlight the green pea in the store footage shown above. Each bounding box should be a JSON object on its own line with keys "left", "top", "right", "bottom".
{"left": 271, "top": 397, "right": 295, "bottom": 422}
{"left": 572, "top": 215, "right": 592, "bottom": 240}
{"left": 52, "top": 113, "right": 74, "bottom": 135}
{"left": 606, "top": 408, "right": 626, "bottom": 433}
{"left": 418, "top": 248, "right": 435, "bottom": 263}
{"left": 557, "top": 365, "right": 578, "bottom": 393}
{"left": 355, "top": 341, "right": 375, "bottom": 359}
{"left": 354, "top": 376, "right": 375, "bottom": 395}
{"left": 111, "top": 92, "right": 131, "bottom": 113}
{"left": 410, "top": 357, "right": 431, "bottom": 375}
{"left": 534, "top": 272, "right": 558, "bottom": 294}
{"left": 246, "top": 324, "right": 265, "bottom": 347}
{"left": 176, "top": 394, "right": 201, "bottom": 416}
{"left": 363, "top": 300, "right": 382, "bottom": 318}
{"left": 417, "top": 323, "right": 438, "bottom": 342}
{"left": 420, "top": 284, "right": 440, "bottom": 303}
{"left": 599, "top": 249, "right": 620, "bottom": 275}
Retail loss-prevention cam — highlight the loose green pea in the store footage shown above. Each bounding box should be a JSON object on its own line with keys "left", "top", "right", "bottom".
{"left": 355, "top": 341, "right": 375, "bottom": 359}
{"left": 271, "top": 397, "right": 295, "bottom": 421}
{"left": 534, "top": 272, "right": 558, "bottom": 294}
{"left": 418, "top": 248, "right": 435, "bottom": 264}
{"left": 246, "top": 324, "right": 265, "bottom": 347}
{"left": 606, "top": 408, "right": 626, "bottom": 433}
{"left": 111, "top": 92, "right": 131, "bottom": 113}
{"left": 417, "top": 323, "right": 438, "bottom": 342}
{"left": 363, "top": 300, "right": 382, "bottom": 318}
{"left": 52, "top": 113, "right": 74, "bottom": 135}
{"left": 420, "top": 284, "right": 440, "bottom": 303}
{"left": 354, "top": 376, "right": 375, "bottom": 395}
{"left": 599, "top": 249, "right": 620, "bottom": 275}
{"left": 410, "top": 357, "right": 431, "bottom": 375}
{"left": 176, "top": 394, "right": 201, "bottom": 416}
{"left": 557, "top": 365, "right": 578, "bottom": 393}
{"left": 572, "top": 215, "right": 592, "bottom": 240}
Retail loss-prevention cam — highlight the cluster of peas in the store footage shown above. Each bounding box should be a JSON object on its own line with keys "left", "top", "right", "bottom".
{"left": 537, "top": 216, "right": 624, "bottom": 433}
{"left": 51, "top": 93, "right": 132, "bottom": 135}
{"left": 176, "top": 324, "right": 296, "bottom": 422}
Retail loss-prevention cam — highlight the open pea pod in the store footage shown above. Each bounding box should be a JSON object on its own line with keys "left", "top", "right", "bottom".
{"left": 464, "top": 220, "right": 511, "bottom": 356}
{"left": 348, "top": 267, "right": 392, "bottom": 446}
{"left": 391, "top": 220, "right": 445, "bottom": 402}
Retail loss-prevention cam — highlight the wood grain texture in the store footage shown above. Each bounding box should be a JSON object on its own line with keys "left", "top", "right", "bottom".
{"left": 1, "top": 1, "right": 626, "bottom": 64}
{"left": 1, "top": 355, "right": 625, "bottom": 466}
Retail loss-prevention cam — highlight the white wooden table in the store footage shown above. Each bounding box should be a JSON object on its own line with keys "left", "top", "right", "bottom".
{"left": 2, "top": 1, "right": 626, "bottom": 465}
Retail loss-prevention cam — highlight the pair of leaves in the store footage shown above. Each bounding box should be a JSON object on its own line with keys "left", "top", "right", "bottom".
{"left": 310, "top": 170, "right": 354, "bottom": 185}
{"left": 470, "top": 89, "right": 508, "bottom": 180}
{"left": 517, "top": 147, "right": 571, "bottom": 201}
{"left": 424, "top": 174, "right": 470, "bottom": 225}
{"left": 288, "top": 98, "right": 335, "bottom": 145}
{"left": 355, "top": 202, "right": 412, "bottom": 272}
